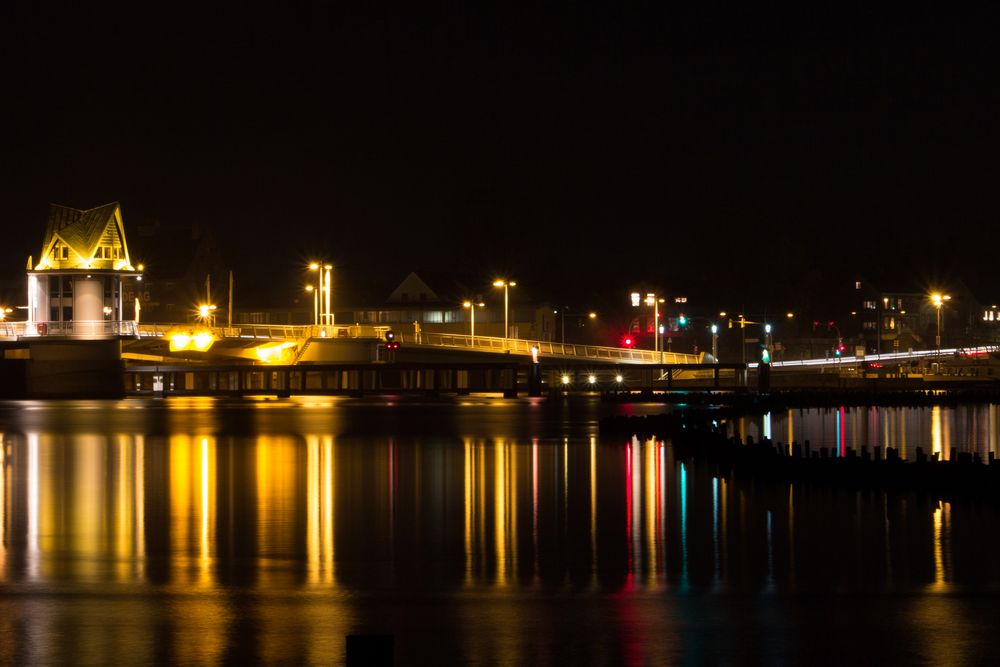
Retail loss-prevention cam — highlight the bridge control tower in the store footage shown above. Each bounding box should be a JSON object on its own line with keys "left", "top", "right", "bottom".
{"left": 26, "top": 202, "right": 141, "bottom": 338}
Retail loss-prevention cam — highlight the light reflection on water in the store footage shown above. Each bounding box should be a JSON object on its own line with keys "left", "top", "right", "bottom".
{"left": 0, "top": 398, "right": 999, "bottom": 664}
{"left": 739, "top": 404, "right": 1000, "bottom": 460}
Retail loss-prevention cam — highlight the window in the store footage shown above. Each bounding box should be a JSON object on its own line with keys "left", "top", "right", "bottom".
{"left": 424, "top": 311, "right": 443, "bottom": 323}
{"left": 60, "top": 246, "right": 69, "bottom": 260}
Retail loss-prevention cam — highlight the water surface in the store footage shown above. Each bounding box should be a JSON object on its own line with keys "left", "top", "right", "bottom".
{"left": 2, "top": 397, "right": 1000, "bottom": 664}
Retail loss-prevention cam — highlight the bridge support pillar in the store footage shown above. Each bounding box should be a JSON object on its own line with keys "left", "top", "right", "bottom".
{"left": 528, "top": 363, "right": 542, "bottom": 397}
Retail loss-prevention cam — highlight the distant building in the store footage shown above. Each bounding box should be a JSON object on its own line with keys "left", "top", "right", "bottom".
{"left": 126, "top": 220, "right": 230, "bottom": 323}
{"left": 26, "top": 202, "right": 141, "bottom": 336}
{"left": 340, "top": 271, "right": 555, "bottom": 340}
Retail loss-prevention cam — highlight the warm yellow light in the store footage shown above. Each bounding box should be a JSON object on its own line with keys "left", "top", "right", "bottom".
{"left": 561, "top": 375, "right": 570, "bottom": 385}
{"left": 786, "top": 312, "right": 794, "bottom": 318}
{"left": 192, "top": 332, "right": 215, "bottom": 351}
{"left": 324, "top": 264, "right": 332, "bottom": 270}
{"left": 615, "top": 374, "right": 624, "bottom": 383}
{"left": 309, "top": 262, "right": 320, "bottom": 271}
{"left": 719, "top": 311, "right": 727, "bottom": 317}
{"left": 137, "top": 263, "right": 145, "bottom": 272}
{"left": 588, "top": 312, "right": 597, "bottom": 319}
{"left": 199, "top": 305, "right": 210, "bottom": 319}
{"left": 493, "top": 280, "right": 505, "bottom": 287}
{"left": 305, "top": 285, "right": 314, "bottom": 292}
{"left": 169, "top": 333, "right": 192, "bottom": 351}
{"left": 587, "top": 375, "right": 596, "bottom": 384}
{"left": 463, "top": 301, "right": 472, "bottom": 308}
{"left": 255, "top": 341, "right": 296, "bottom": 363}
{"left": 102, "top": 306, "right": 112, "bottom": 315}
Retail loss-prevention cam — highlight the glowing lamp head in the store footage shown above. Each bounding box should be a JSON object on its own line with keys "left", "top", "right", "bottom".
{"left": 309, "top": 262, "right": 320, "bottom": 271}
{"left": 199, "top": 305, "right": 210, "bottom": 319}
{"left": 561, "top": 374, "right": 570, "bottom": 385}
{"left": 615, "top": 374, "right": 623, "bottom": 383}
{"left": 711, "top": 324, "right": 718, "bottom": 334}
{"left": 587, "top": 375, "right": 596, "bottom": 384}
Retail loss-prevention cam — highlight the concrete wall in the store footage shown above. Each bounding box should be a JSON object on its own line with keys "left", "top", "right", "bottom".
{"left": 25, "top": 339, "right": 124, "bottom": 398}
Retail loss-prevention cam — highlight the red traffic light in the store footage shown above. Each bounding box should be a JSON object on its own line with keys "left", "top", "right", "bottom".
{"left": 623, "top": 337, "right": 633, "bottom": 348}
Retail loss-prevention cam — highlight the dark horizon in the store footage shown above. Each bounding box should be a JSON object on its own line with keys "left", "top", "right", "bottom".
{"left": 3, "top": 5, "right": 998, "bottom": 312}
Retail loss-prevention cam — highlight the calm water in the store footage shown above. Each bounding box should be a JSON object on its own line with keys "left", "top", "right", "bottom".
{"left": 2, "top": 397, "right": 1000, "bottom": 665}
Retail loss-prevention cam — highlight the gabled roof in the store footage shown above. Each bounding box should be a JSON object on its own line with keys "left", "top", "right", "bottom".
{"left": 385, "top": 270, "right": 474, "bottom": 304}
{"left": 36, "top": 202, "right": 132, "bottom": 270}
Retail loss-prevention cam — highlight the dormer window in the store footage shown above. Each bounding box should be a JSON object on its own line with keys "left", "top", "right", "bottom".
{"left": 60, "top": 246, "right": 69, "bottom": 260}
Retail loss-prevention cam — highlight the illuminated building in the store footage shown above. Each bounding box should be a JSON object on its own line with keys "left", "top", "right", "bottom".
{"left": 26, "top": 202, "right": 140, "bottom": 337}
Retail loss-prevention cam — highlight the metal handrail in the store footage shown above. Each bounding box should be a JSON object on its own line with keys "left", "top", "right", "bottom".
{"left": 4, "top": 320, "right": 140, "bottom": 338}
{"left": 407, "top": 331, "right": 702, "bottom": 364}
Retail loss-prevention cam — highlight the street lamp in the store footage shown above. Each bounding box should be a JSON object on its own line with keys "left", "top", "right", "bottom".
{"left": 198, "top": 303, "right": 217, "bottom": 326}
{"left": 492, "top": 279, "right": 516, "bottom": 342}
{"left": 305, "top": 285, "right": 318, "bottom": 325}
{"left": 463, "top": 300, "right": 484, "bottom": 340}
{"left": 930, "top": 292, "right": 951, "bottom": 354}
{"left": 711, "top": 323, "right": 718, "bottom": 362}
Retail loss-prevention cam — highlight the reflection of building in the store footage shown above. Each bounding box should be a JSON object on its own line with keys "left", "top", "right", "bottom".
{"left": 26, "top": 202, "right": 140, "bottom": 336}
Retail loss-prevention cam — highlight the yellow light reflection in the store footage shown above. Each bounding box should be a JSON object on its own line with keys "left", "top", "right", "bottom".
{"left": 256, "top": 436, "right": 298, "bottom": 587}
{"left": 169, "top": 435, "right": 216, "bottom": 588}
{"left": 590, "top": 436, "right": 597, "bottom": 581}
{"left": 931, "top": 406, "right": 943, "bottom": 459}
{"left": 645, "top": 438, "right": 657, "bottom": 585}
{"left": 931, "top": 501, "right": 950, "bottom": 591}
{"left": 464, "top": 439, "right": 473, "bottom": 584}
{"left": 494, "top": 440, "right": 506, "bottom": 586}
{"left": 306, "top": 435, "right": 336, "bottom": 585}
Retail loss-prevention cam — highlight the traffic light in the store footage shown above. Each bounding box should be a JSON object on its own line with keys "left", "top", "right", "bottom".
{"left": 835, "top": 340, "right": 845, "bottom": 356}
{"left": 623, "top": 336, "right": 633, "bottom": 348}
{"left": 761, "top": 346, "right": 770, "bottom": 364}
{"left": 678, "top": 313, "right": 687, "bottom": 327}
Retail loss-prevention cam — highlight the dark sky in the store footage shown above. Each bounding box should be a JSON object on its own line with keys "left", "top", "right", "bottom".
{"left": 2, "top": 4, "right": 998, "bottom": 312}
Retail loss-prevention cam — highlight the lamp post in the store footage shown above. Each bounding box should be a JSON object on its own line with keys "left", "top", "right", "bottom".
{"left": 324, "top": 264, "right": 333, "bottom": 326}
{"left": 930, "top": 292, "right": 951, "bottom": 355}
{"left": 308, "top": 262, "right": 321, "bottom": 325}
{"left": 463, "top": 301, "right": 484, "bottom": 341}
{"left": 643, "top": 293, "right": 665, "bottom": 355}
{"left": 711, "top": 323, "right": 718, "bottom": 362}
{"left": 492, "top": 279, "right": 516, "bottom": 342}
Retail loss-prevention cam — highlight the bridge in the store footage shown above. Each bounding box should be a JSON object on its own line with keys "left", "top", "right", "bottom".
{"left": 4, "top": 319, "right": 997, "bottom": 376}
{"left": 0, "top": 319, "right": 703, "bottom": 365}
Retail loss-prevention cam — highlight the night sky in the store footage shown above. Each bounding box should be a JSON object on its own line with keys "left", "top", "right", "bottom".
{"left": 2, "top": 5, "right": 998, "bottom": 312}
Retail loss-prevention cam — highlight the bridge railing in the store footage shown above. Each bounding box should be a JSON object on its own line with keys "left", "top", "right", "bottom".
{"left": 1, "top": 320, "right": 140, "bottom": 338}
{"left": 406, "top": 331, "right": 702, "bottom": 364}
{"left": 137, "top": 323, "right": 390, "bottom": 341}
